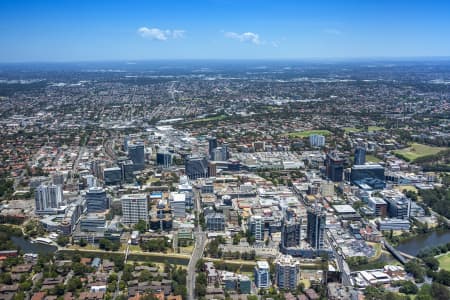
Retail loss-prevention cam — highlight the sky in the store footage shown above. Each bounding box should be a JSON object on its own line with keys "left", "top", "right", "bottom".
{"left": 1, "top": 0, "right": 450, "bottom": 62}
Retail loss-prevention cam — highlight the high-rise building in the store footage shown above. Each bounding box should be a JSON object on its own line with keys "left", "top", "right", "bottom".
{"left": 85, "top": 187, "right": 109, "bottom": 213}
{"left": 185, "top": 156, "right": 208, "bottom": 179}
{"left": 212, "top": 147, "right": 225, "bottom": 161}
{"left": 354, "top": 146, "right": 366, "bottom": 165}
{"left": 248, "top": 215, "right": 264, "bottom": 241}
{"left": 206, "top": 213, "right": 225, "bottom": 231}
{"left": 309, "top": 134, "right": 325, "bottom": 148}
{"left": 275, "top": 254, "right": 300, "bottom": 291}
{"left": 208, "top": 136, "right": 218, "bottom": 159}
{"left": 254, "top": 261, "right": 270, "bottom": 289}
{"left": 368, "top": 197, "right": 388, "bottom": 217}
{"left": 169, "top": 192, "right": 186, "bottom": 219}
{"left": 128, "top": 143, "right": 145, "bottom": 170}
{"left": 381, "top": 190, "right": 411, "bottom": 219}
{"left": 123, "top": 136, "right": 130, "bottom": 152}
{"left": 221, "top": 143, "right": 229, "bottom": 160}
{"left": 35, "top": 183, "right": 63, "bottom": 213}
{"left": 325, "top": 151, "right": 345, "bottom": 182}
{"left": 281, "top": 218, "right": 302, "bottom": 248}
{"left": 156, "top": 151, "right": 172, "bottom": 168}
{"left": 80, "top": 213, "right": 106, "bottom": 232}
{"left": 306, "top": 208, "right": 326, "bottom": 249}
{"left": 120, "top": 160, "right": 136, "bottom": 183}
{"left": 121, "top": 194, "right": 148, "bottom": 225}
{"left": 103, "top": 167, "right": 122, "bottom": 185}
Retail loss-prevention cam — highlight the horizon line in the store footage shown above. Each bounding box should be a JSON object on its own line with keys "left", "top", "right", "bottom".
{"left": 2, "top": 56, "right": 450, "bottom": 65}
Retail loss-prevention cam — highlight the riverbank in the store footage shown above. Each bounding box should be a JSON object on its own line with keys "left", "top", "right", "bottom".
{"left": 396, "top": 230, "right": 450, "bottom": 256}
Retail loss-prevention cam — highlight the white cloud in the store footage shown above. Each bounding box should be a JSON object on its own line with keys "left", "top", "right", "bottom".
{"left": 171, "top": 30, "right": 186, "bottom": 39}
{"left": 224, "top": 31, "right": 261, "bottom": 44}
{"left": 137, "top": 27, "right": 185, "bottom": 41}
{"left": 323, "top": 28, "right": 342, "bottom": 35}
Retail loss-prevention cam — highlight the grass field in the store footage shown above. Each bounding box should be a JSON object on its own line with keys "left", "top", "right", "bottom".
{"left": 366, "top": 154, "right": 382, "bottom": 163}
{"left": 437, "top": 252, "right": 450, "bottom": 271}
{"left": 343, "top": 127, "right": 363, "bottom": 133}
{"left": 368, "top": 126, "right": 385, "bottom": 132}
{"left": 394, "top": 185, "right": 418, "bottom": 193}
{"left": 284, "top": 129, "right": 332, "bottom": 138}
{"left": 393, "top": 143, "right": 447, "bottom": 162}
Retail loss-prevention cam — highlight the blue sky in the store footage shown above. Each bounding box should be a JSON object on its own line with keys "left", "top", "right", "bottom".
{"left": 1, "top": 0, "right": 450, "bottom": 62}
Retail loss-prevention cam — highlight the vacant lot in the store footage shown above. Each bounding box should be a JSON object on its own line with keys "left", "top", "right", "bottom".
{"left": 394, "top": 143, "right": 447, "bottom": 162}
{"left": 284, "top": 129, "right": 332, "bottom": 138}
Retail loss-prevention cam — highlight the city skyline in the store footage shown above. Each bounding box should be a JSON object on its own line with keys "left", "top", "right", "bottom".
{"left": 1, "top": 0, "right": 450, "bottom": 62}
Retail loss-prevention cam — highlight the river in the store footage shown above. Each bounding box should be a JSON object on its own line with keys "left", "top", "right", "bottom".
{"left": 11, "top": 236, "right": 58, "bottom": 254}
{"left": 396, "top": 230, "right": 450, "bottom": 256}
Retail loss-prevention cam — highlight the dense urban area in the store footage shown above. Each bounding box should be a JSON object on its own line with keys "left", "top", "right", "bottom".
{"left": 0, "top": 60, "right": 449, "bottom": 300}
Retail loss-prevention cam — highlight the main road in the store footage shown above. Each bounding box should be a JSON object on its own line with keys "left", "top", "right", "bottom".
{"left": 186, "top": 187, "right": 207, "bottom": 300}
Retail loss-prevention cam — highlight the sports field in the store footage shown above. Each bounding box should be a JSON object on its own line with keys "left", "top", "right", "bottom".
{"left": 393, "top": 143, "right": 447, "bottom": 162}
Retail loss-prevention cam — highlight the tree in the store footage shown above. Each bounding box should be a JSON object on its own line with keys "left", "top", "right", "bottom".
{"left": 435, "top": 269, "right": 450, "bottom": 286}
{"left": 423, "top": 256, "right": 439, "bottom": 271}
{"left": 134, "top": 219, "right": 147, "bottom": 233}
{"left": 398, "top": 280, "right": 418, "bottom": 294}
{"left": 79, "top": 238, "right": 87, "bottom": 247}
{"left": 66, "top": 277, "right": 82, "bottom": 292}
{"left": 404, "top": 260, "right": 425, "bottom": 282}
{"left": 56, "top": 235, "right": 69, "bottom": 247}
{"left": 431, "top": 282, "right": 450, "bottom": 300}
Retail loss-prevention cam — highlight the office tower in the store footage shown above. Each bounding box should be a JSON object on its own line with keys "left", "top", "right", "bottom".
{"left": 123, "top": 136, "right": 130, "bottom": 152}
{"left": 368, "top": 197, "right": 388, "bottom": 217}
{"left": 85, "top": 187, "right": 109, "bottom": 213}
{"left": 281, "top": 218, "right": 302, "bottom": 248}
{"left": 208, "top": 161, "right": 217, "bottom": 177}
{"left": 221, "top": 143, "right": 229, "bottom": 160}
{"left": 212, "top": 147, "right": 225, "bottom": 161}
{"left": 35, "top": 183, "right": 63, "bottom": 213}
{"left": 325, "top": 151, "right": 344, "bottom": 182}
{"left": 169, "top": 192, "right": 186, "bottom": 219}
{"left": 84, "top": 174, "right": 96, "bottom": 189}
{"left": 206, "top": 213, "right": 225, "bottom": 231}
{"left": 306, "top": 208, "right": 326, "bottom": 250}
{"left": 381, "top": 190, "right": 411, "bottom": 219}
{"left": 103, "top": 167, "right": 122, "bottom": 185}
{"left": 275, "top": 254, "right": 301, "bottom": 291}
{"left": 185, "top": 156, "right": 208, "bottom": 179}
{"left": 309, "top": 134, "right": 325, "bottom": 148}
{"left": 350, "top": 164, "right": 385, "bottom": 189}
{"left": 80, "top": 214, "right": 106, "bottom": 232}
{"left": 354, "top": 146, "right": 366, "bottom": 165}
{"left": 248, "top": 215, "right": 264, "bottom": 241}
{"left": 208, "top": 136, "right": 218, "bottom": 159}
{"left": 156, "top": 151, "right": 172, "bottom": 168}
{"left": 128, "top": 143, "right": 145, "bottom": 170}
{"left": 254, "top": 261, "right": 270, "bottom": 289}
{"left": 121, "top": 194, "right": 148, "bottom": 225}
{"left": 120, "top": 160, "right": 135, "bottom": 183}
